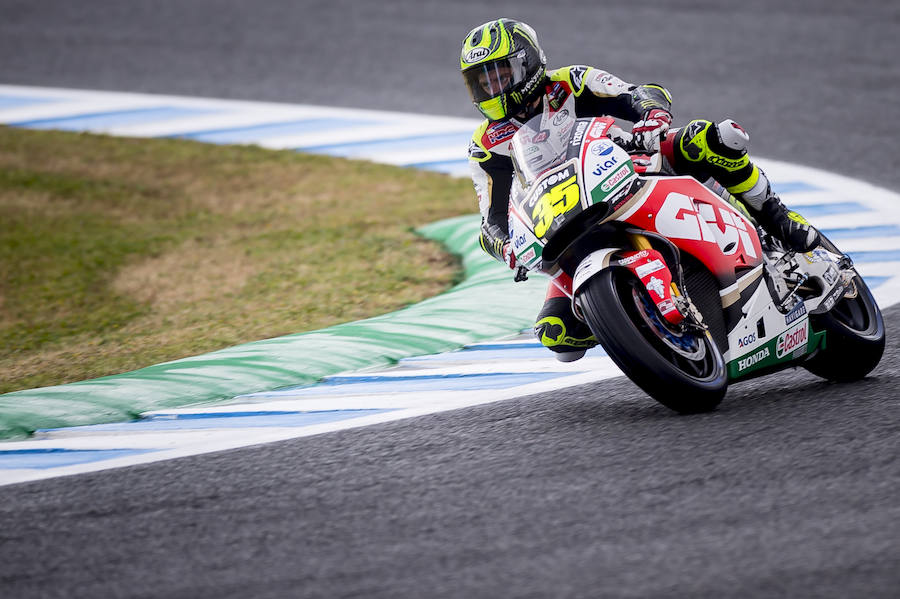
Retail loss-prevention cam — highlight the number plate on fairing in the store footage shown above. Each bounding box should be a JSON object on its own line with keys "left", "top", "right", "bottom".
{"left": 514, "top": 161, "right": 585, "bottom": 243}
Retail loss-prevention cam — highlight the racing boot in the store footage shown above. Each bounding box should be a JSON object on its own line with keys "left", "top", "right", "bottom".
{"left": 739, "top": 173, "right": 820, "bottom": 252}
{"left": 534, "top": 297, "right": 598, "bottom": 363}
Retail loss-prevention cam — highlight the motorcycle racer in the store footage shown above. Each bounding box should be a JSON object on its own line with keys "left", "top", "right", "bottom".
{"left": 461, "top": 18, "right": 821, "bottom": 361}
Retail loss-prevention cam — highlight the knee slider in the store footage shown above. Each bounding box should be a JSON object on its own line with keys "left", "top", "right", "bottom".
{"left": 534, "top": 316, "right": 568, "bottom": 348}
{"left": 534, "top": 316, "right": 597, "bottom": 351}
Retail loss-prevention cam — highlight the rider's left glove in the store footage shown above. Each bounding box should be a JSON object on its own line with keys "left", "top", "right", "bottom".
{"left": 632, "top": 109, "right": 672, "bottom": 152}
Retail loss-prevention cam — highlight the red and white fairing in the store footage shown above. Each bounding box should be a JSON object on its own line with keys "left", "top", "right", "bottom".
{"left": 620, "top": 178, "right": 763, "bottom": 285}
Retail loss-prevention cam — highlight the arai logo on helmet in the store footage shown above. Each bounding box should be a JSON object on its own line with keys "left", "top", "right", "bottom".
{"left": 465, "top": 47, "right": 490, "bottom": 63}
{"left": 590, "top": 139, "right": 615, "bottom": 156}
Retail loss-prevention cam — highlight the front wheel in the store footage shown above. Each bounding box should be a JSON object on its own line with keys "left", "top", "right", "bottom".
{"left": 577, "top": 268, "right": 727, "bottom": 414}
{"left": 803, "top": 273, "right": 885, "bottom": 382}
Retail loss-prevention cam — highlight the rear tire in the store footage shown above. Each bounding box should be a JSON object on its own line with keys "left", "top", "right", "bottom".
{"left": 803, "top": 273, "right": 885, "bottom": 382}
{"left": 577, "top": 268, "right": 727, "bottom": 413}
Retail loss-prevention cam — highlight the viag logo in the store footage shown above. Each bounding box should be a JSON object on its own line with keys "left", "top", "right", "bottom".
{"left": 591, "top": 139, "right": 615, "bottom": 156}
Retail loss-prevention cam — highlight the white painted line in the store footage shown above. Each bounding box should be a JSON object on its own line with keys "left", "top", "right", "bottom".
{"left": 832, "top": 237, "right": 900, "bottom": 252}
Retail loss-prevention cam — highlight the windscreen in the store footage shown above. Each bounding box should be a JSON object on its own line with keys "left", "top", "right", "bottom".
{"left": 509, "top": 109, "right": 576, "bottom": 185}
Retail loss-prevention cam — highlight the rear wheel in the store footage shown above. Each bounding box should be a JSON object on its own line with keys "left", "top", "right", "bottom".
{"left": 803, "top": 273, "right": 885, "bottom": 382}
{"left": 577, "top": 268, "right": 727, "bottom": 413}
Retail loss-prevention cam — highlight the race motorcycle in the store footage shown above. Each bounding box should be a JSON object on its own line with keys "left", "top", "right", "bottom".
{"left": 507, "top": 108, "right": 885, "bottom": 413}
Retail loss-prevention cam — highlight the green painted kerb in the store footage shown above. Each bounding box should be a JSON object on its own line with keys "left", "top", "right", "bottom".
{"left": 0, "top": 214, "right": 548, "bottom": 440}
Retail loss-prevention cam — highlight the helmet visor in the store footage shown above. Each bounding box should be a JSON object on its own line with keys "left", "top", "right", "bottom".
{"left": 463, "top": 55, "right": 529, "bottom": 103}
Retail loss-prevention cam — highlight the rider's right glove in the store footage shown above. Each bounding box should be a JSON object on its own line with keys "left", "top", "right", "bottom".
{"left": 501, "top": 241, "right": 517, "bottom": 270}
{"left": 631, "top": 108, "right": 673, "bottom": 152}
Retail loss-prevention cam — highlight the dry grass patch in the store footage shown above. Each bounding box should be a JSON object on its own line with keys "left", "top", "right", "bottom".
{"left": 0, "top": 127, "right": 474, "bottom": 393}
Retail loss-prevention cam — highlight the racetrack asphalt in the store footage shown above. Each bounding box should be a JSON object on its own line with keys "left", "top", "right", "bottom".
{"left": 1, "top": 1, "right": 899, "bottom": 597}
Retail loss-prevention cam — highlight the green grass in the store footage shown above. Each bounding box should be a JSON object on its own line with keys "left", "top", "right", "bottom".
{"left": 0, "top": 126, "right": 475, "bottom": 393}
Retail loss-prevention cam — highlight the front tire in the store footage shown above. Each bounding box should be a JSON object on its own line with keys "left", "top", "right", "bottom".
{"left": 577, "top": 268, "right": 727, "bottom": 413}
{"left": 803, "top": 273, "right": 885, "bottom": 382}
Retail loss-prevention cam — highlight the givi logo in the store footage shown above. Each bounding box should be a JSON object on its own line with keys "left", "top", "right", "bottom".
{"left": 655, "top": 192, "right": 757, "bottom": 259}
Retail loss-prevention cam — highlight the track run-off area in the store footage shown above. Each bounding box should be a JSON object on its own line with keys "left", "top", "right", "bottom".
{"left": 1, "top": 85, "right": 899, "bottom": 485}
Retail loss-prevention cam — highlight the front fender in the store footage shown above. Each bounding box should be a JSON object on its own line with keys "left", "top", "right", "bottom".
{"left": 572, "top": 248, "right": 624, "bottom": 296}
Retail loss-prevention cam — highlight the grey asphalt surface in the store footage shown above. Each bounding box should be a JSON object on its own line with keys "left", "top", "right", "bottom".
{"left": 1, "top": 1, "right": 899, "bottom": 597}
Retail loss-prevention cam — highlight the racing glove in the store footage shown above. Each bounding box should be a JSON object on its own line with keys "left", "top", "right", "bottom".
{"left": 632, "top": 109, "right": 673, "bottom": 152}
{"left": 501, "top": 241, "right": 517, "bottom": 270}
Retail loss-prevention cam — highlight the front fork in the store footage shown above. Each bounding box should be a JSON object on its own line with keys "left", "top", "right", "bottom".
{"left": 625, "top": 232, "right": 708, "bottom": 329}
{"left": 627, "top": 232, "right": 683, "bottom": 300}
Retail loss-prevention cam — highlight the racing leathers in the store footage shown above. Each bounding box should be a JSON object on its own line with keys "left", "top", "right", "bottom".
{"left": 468, "top": 65, "right": 819, "bottom": 360}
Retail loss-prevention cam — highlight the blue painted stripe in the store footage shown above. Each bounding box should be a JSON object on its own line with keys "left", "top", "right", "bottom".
{"left": 149, "top": 410, "right": 314, "bottom": 420}
{"left": 10, "top": 106, "right": 217, "bottom": 130}
{"left": 269, "top": 371, "right": 582, "bottom": 396}
{"left": 772, "top": 181, "right": 823, "bottom": 194}
{"left": 790, "top": 202, "right": 868, "bottom": 217}
{"left": 846, "top": 250, "right": 900, "bottom": 263}
{"left": 0, "top": 95, "right": 58, "bottom": 110}
{"left": 171, "top": 118, "right": 377, "bottom": 143}
{"left": 0, "top": 448, "right": 157, "bottom": 470}
{"left": 302, "top": 132, "right": 470, "bottom": 156}
{"left": 401, "top": 347, "right": 565, "bottom": 362}
{"left": 400, "top": 344, "right": 608, "bottom": 363}
{"left": 463, "top": 343, "right": 546, "bottom": 350}
{"left": 405, "top": 158, "right": 470, "bottom": 173}
{"left": 821, "top": 225, "right": 900, "bottom": 239}
{"left": 401, "top": 158, "right": 470, "bottom": 177}
{"left": 861, "top": 275, "right": 889, "bottom": 288}
{"left": 37, "top": 409, "right": 396, "bottom": 433}
{"left": 320, "top": 373, "right": 528, "bottom": 384}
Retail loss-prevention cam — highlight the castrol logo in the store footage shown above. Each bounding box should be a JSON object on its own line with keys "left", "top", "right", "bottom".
{"left": 600, "top": 165, "right": 631, "bottom": 192}
{"left": 776, "top": 321, "right": 808, "bottom": 358}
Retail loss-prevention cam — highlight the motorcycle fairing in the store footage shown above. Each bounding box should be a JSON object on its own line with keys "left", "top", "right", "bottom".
{"left": 617, "top": 177, "right": 763, "bottom": 290}
{"left": 719, "top": 245, "right": 850, "bottom": 378}
{"left": 721, "top": 280, "right": 826, "bottom": 379}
